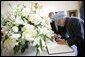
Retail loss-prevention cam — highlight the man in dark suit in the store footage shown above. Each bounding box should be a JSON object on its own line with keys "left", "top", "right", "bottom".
{"left": 48, "top": 12, "right": 67, "bottom": 39}
{"left": 52, "top": 11, "right": 84, "bottom": 56}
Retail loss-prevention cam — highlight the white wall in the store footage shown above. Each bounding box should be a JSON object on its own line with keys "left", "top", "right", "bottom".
{"left": 1, "top": 1, "right": 81, "bottom": 17}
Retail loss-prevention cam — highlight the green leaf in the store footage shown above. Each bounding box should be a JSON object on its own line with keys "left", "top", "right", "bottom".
{"left": 2, "top": 35, "right": 9, "bottom": 44}
{"left": 21, "top": 41, "right": 29, "bottom": 53}
{"left": 45, "top": 35, "right": 54, "bottom": 42}
{"left": 50, "top": 36, "right": 54, "bottom": 42}
{"left": 35, "top": 44, "right": 39, "bottom": 48}
{"left": 7, "top": 3, "right": 12, "bottom": 9}
{"left": 21, "top": 46, "right": 26, "bottom": 53}
{"left": 36, "top": 47, "right": 39, "bottom": 56}
{"left": 13, "top": 45, "right": 20, "bottom": 54}
{"left": 25, "top": 41, "right": 29, "bottom": 48}
{"left": 18, "top": 39, "right": 25, "bottom": 46}
{"left": 39, "top": 39, "right": 43, "bottom": 51}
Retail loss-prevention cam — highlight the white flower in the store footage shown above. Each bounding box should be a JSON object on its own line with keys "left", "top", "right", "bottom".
{"left": 22, "top": 32, "right": 34, "bottom": 41}
{"left": 33, "top": 14, "right": 42, "bottom": 25}
{"left": 12, "top": 26, "right": 19, "bottom": 32}
{"left": 15, "top": 16, "right": 25, "bottom": 25}
{"left": 22, "top": 24, "right": 37, "bottom": 41}
{"left": 29, "top": 14, "right": 36, "bottom": 23}
{"left": 39, "top": 27, "right": 49, "bottom": 35}
{"left": 15, "top": 42, "right": 19, "bottom": 45}
{"left": 28, "top": 14, "right": 41, "bottom": 25}
{"left": 22, "top": 8, "right": 30, "bottom": 16}
{"left": 10, "top": 33, "right": 21, "bottom": 39}
{"left": 22, "top": 24, "right": 37, "bottom": 37}
{"left": 41, "top": 19, "right": 46, "bottom": 25}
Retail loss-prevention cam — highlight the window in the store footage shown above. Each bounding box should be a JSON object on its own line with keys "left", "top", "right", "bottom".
{"left": 67, "top": 10, "right": 78, "bottom": 17}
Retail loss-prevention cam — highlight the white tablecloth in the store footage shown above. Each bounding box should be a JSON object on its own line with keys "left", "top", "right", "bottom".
{"left": 15, "top": 40, "right": 76, "bottom": 56}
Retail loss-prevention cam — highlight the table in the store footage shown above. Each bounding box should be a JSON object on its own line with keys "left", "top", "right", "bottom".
{"left": 15, "top": 40, "right": 76, "bottom": 56}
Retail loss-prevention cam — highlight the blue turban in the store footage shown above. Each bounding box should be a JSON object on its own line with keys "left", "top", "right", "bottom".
{"left": 52, "top": 11, "right": 65, "bottom": 20}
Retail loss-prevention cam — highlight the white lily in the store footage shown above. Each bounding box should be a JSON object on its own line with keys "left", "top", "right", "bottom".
{"left": 12, "top": 26, "right": 19, "bottom": 32}
{"left": 10, "top": 33, "right": 21, "bottom": 40}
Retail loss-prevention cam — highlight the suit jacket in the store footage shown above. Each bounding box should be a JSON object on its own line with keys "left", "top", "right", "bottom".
{"left": 65, "top": 17, "right": 84, "bottom": 46}
{"left": 50, "top": 21, "right": 67, "bottom": 39}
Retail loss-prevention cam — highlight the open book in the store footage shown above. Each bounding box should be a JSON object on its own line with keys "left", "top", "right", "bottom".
{"left": 46, "top": 40, "right": 74, "bottom": 55}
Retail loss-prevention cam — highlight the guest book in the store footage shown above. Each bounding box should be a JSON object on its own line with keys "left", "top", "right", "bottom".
{"left": 46, "top": 41, "right": 74, "bottom": 55}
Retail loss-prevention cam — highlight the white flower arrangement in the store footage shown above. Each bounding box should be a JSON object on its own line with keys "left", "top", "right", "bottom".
{"left": 1, "top": 2, "right": 54, "bottom": 55}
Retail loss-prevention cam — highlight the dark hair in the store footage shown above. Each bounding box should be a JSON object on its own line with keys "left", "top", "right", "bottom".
{"left": 55, "top": 12, "right": 58, "bottom": 14}
{"left": 48, "top": 12, "right": 54, "bottom": 17}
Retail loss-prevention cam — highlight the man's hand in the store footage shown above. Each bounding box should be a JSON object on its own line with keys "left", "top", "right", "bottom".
{"left": 56, "top": 39, "right": 66, "bottom": 45}
{"left": 54, "top": 33, "right": 62, "bottom": 39}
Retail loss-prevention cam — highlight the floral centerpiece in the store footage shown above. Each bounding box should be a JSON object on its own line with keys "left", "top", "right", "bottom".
{"left": 1, "top": 2, "right": 54, "bottom": 56}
